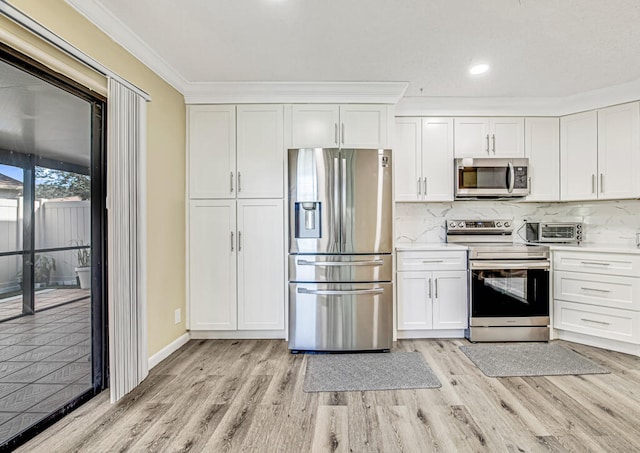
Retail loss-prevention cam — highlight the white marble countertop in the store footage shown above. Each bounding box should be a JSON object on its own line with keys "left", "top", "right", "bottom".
{"left": 395, "top": 242, "right": 468, "bottom": 252}
{"left": 549, "top": 243, "right": 640, "bottom": 254}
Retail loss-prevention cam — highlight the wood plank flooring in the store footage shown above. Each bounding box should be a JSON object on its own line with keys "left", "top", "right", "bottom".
{"left": 17, "top": 339, "right": 640, "bottom": 452}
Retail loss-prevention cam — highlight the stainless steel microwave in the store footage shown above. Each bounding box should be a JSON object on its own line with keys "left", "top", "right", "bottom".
{"left": 525, "top": 222, "right": 583, "bottom": 243}
{"left": 454, "top": 158, "right": 530, "bottom": 199}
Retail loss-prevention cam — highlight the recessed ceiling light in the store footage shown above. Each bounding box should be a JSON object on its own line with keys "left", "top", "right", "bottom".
{"left": 469, "top": 63, "right": 490, "bottom": 75}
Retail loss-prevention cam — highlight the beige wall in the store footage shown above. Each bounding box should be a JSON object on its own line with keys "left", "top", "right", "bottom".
{"left": 7, "top": 0, "right": 187, "bottom": 356}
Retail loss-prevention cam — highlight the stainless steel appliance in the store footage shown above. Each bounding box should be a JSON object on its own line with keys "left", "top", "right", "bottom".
{"left": 454, "top": 157, "right": 529, "bottom": 199}
{"left": 525, "top": 221, "right": 583, "bottom": 244}
{"left": 288, "top": 148, "right": 393, "bottom": 352}
{"left": 447, "top": 219, "right": 550, "bottom": 342}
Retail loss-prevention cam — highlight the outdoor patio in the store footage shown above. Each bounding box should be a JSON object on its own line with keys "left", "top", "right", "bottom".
{"left": 0, "top": 289, "right": 91, "bottom": 322}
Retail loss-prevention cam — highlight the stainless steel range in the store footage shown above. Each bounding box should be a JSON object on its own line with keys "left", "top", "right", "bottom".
{"left": 447, "top": 219, "right": 550, "bottom": 342}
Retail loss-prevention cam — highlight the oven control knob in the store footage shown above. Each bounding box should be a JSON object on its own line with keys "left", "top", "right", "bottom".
{"left": 496, "top": 221, "right": 503, "bottom": 227}
{"left": 504, "top": 221, "right": 511, "bottom": 228}
{"left": 457, "top": 222, "right": 465, "bottom": 228}
{"left": 449, "top": 222, "right": 456, "bottom": 228}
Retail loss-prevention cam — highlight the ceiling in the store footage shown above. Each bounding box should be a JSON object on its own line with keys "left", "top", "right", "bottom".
{"left": 0, "top": 59, "right": 91, "bottom": 167}
{"left": 67, "top": 0, "right": 640, "bottom": 101}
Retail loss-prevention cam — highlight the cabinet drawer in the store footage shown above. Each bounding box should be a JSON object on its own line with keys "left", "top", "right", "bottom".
{"left": 397, "top": 251, "right": 467, "bottom": 271}
{"left": 554, "top": 300, "right": 640, "bottom": 344}
{"left": 554, "top": 251, "right": 640, "bottom": 277}
{"left": 554, "top": 270, "right": 640, "bottom": 311}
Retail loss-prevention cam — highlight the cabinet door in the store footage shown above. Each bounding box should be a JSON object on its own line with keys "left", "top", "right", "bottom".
{"left": 340, "top": 105, "right": 388, "bottom": 148}
{"left": 454, "top": 118, "right": 490, "bottom": 157}
{"left": 291, "top": 104, "right": 339, "bottom": 148}
{"left": 432, "top": 271, "right": 468, "bottom": 330}
{"left": 237, "top": 105, "right": 284, "bottom": 198}
{"left": 490, "top": 117, "right": 524, "bottom": 157}
{"left": 237, "top": 199, "right": 285, "bottom": 330}
{"left": 422, "top": 117, "right": 454, "bottom": 201}
{"left": 189, "top": 200, "right": 237, "bottom": 330}
{"left": 394, "top": 118, "right": 422, "bottom": 201}
{"left": 597, "top": 102, "right": 640, "bottom": 199}
{"left": 188, "top": 105, "right": 236, "bottom": 198}
{"left": 525, "top": 117, "right": 560, "bottom": 201}
{"left": 397, "top": 271, "right": 432, "bottom": 330}
{"left": 560, "top": 110, "right": 598, "bottom": 201}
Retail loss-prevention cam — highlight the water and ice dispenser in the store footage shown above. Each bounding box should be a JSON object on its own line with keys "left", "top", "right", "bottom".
{"left": 294, "top": 201, "right": 321, "bottom": 238}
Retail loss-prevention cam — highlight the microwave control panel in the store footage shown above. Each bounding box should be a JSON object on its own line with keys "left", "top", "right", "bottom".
{"left": 514, "top": 167, "right": 528, "bottom": 188}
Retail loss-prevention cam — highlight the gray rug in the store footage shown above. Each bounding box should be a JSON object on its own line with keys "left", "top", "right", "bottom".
{"left": 303, "top": 352, "right": 441, "bottom": 392}
{"left": 460, "top": 343, "right": 610, "bottom": 377}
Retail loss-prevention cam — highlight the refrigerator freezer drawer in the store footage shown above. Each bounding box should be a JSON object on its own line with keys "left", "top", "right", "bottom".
{"left": 288, "top": 283, "right": 393, "bottom": 352}
{"left": 289, "top": 254, "right": 392, "bottom": 283}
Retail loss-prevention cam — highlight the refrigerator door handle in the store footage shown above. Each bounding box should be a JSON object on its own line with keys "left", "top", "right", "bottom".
{"left": 341, "top": 157, "right": 347, "bottom": 248}
{"left": 333, "top": 157, "right": 341, "bottom": 248}
{"left": 297, "top": 259, "right": 384, "bottom": 267}
{"left": 298, "top": 288, "right": 384, "bottom": 296}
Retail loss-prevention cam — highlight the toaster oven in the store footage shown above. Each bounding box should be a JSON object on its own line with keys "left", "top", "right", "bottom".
{"left": 525, "top": 222, "right": 583, "bottom": 244}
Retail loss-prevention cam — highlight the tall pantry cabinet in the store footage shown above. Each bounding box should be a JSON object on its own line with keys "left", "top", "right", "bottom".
{"left": 187, "top": 105, "right": 285, "bottom": 333}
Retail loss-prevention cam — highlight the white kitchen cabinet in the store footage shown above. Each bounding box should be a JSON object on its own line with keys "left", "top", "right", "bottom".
{"left": 454, "top": 117, "right": 524, "bottom": 158}
{"left": 396, "top": 250, "right": 468, "bottom": 334}
{"left": 291, "top": 104, "right": 389, "bottom": 148}
{"left": 188, "top": 104, "right": 284, "bottom": 199}
{"left": 525, "top": 117, "right": 560, "bottom": 201}
{"left": 189, "top": 199, "right": 285, "bottom": 332}
{"left": 561, "top": 102, "right": 640, "bottom": 201}
{"left": 236, "top": 105, "right": 285, "bottom": 198}
{"left": 188, "top": 105, "right": 236, "bottom": 199}
{"left": 189, "top": 200, "right": 237, "bottom": 330}
{"left": 237, "top": 199, "right": 285, "bottom": 330}
{"left": 553, "top": 249, "right": 640, "bottom": 353}
{"left": 394, "top": 117, "right": 454, "bottom": 201}
{"left": 597, "top": 102, "right": 640, "bottom": 199}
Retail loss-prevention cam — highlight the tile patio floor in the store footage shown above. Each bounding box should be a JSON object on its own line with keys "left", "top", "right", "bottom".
{"left": 0, "top": 298, "right": 91, "bottom": 444}
{"left": 0, "top": 288, "right": 91, "bottom": 322}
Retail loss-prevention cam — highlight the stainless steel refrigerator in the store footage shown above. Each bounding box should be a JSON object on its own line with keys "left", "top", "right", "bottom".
{"left": 288, "top": 148, "right": 393, "bottom": 352}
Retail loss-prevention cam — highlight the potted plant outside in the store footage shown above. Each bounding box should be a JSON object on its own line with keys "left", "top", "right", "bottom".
{"left": 75, "top": 243, "right": 91, "bottom": 290}
{"left": 34, "top": 254, "right": 56, "bottom": 288}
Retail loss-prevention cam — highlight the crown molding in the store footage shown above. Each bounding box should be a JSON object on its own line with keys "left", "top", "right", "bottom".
{"left": 396, "top": 77, "right": 640, "bottom": 117}
{"left": 65, "top": 0, "right": 188, "bottom": 93}
{"left": 183, "top": 81, "right": 408, "bottom": 104}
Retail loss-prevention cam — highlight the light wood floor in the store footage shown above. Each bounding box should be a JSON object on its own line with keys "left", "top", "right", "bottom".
{"left": 17, "top": 338, "right": 640, "bottom": 452}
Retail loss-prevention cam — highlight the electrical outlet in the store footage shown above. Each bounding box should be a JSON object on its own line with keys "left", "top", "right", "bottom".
{"left": 174, "top": 308, "right": 181, "bottom": 324}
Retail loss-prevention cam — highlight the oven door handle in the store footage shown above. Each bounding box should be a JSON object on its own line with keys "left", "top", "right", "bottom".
{"left": 470, "top": 260, "right": 550, "bottom": 270}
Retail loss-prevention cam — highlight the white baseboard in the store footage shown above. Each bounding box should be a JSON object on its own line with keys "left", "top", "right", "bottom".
{"left": 396, "top": 329, "right": 466, "bottom": 339}
{"left": 190, "top": 330, "right": 286, "bottom": 340}
{"left": 148, "top": 332, "right": 191, "bottom": 370}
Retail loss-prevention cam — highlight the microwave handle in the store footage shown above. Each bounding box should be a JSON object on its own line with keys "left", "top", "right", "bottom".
{"left": 507, "top": 161, "right": 515, "bottom": 193}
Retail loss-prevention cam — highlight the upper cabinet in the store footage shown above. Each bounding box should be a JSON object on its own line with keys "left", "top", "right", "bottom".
{"left": 394, "top": 117, "right": 453, "bottom": 202}
{"left": 525, "top": 117, "right": 560, "bottom": 201}
{"left": 454, "top": 117, "right": 524, "bottom": 158}
{"left": 188, "top": 104, "right": 284, "bottom": 199}
{"left": 290, "top": 104, "right": 389, "bottom": 149}
{"left": 561, "top": 102, "right": 640, "bottom": 201}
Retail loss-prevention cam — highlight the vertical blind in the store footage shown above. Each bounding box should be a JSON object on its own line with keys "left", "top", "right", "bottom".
{"left": 107, "top": 78, "right": 148, "bottom": 403}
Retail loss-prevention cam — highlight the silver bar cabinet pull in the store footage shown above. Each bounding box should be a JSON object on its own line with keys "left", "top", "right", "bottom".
{"left": 486, "top": 134, "right": 490, "bottom": 153}
{"left": 591, "top": 174, "right": 595, "bottom": 194}
{"left": 581, "top": 287, "right": 611, "bottom": 293}
{"left": 423, "top": 177, "right": 427, "bottom": 195}
{"left": 341, "top": 123, "right": 345, "bottom": 144}
{"left": 581, "top": 261, "right": 610, "bottom": 266}
{"left": 435, "top": 278, "right": 438, "bottom": 298}
{"left": 428, "top": 278, "right": 432, "bottom": 298}
{"left": 491, "top": 134, "right": 496, "bottom": 153}
{"left": 238, "top": 231, "right": 242, "bottom": 251}
{"left": 230, "top": 231, "right": 234, "bottom": 252}
{"left": 581, "top": 318, "right": 610, "bottom": 326}
{"left": 230, "top": 172, "right": 234, "bottom": 193}
{"left": 600, "top": 173, "right": 604, "bottom": 193}
{"left": 238, "top": 172, "right": 242, "bottom": 192}
{"left": 334, "top": 123, "right": 338, "bottom": 144}
{"left": 417, "top": 178, "right": 421, "bottom": 196}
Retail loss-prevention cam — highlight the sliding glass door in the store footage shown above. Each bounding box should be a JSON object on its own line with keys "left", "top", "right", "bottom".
{"left": 0, "top": 46, "right": 106, "bottom": 449}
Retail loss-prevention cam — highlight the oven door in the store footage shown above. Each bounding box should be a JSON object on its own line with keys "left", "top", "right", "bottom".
{"left": 469, "top": 260, "right": 549, "bottom": 326}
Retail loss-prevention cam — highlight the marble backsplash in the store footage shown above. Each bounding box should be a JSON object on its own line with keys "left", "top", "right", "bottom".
{"left": 395, "top": 200, "right": 640, "bottom": 246}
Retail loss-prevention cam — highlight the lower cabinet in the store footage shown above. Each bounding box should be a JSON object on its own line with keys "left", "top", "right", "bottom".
{"left": 189, "top": 199, "right": 284, "bottom": 331}
{"left": 553, "top": 250, "right": 640, "bottom": 354}
{"left": 396, "top": 250, "right": 468, "bottom": 336}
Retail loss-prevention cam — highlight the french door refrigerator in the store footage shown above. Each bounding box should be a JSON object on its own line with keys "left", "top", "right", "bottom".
{"left": 288, "top": 148, "right": 393, "bottom": 352}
